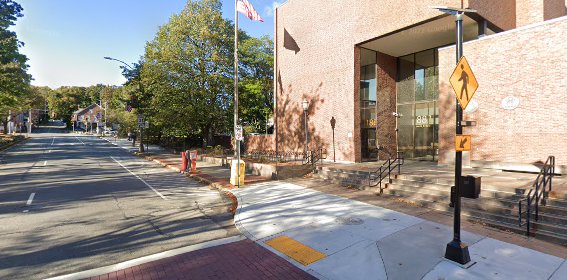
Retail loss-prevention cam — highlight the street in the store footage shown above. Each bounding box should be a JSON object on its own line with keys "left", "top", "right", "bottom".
{"left": 0, "top": 123, "right": 237, "bottom": 279}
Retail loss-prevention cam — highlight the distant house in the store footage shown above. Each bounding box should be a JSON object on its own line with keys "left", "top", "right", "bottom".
{"left": 72, "top": 104, "right": 102, "bottom": 131}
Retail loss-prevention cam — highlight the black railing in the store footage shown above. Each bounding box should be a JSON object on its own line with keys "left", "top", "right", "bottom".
{"left": 518, "top": 156, "right": 555, "bottom": 236}
{"left": 303, "top": 148, "right": 327, "bottom": 170}
{"left": 368, "top": 151, "right": 404, "bottom": 195}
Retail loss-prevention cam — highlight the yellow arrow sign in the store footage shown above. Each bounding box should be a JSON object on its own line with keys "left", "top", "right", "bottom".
{"left": 450, "top": 56, "right": 478, "bottom": 111}
{"left": 455, "top": 135, "right": 471, "bottom": 152}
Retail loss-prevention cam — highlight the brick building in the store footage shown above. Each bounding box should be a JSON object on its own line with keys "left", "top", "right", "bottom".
{"left": 248, "top": 0, "right": 567, "bottom": 173}
{"left": 72, "top": 104, "right": 103, "bottom": 131}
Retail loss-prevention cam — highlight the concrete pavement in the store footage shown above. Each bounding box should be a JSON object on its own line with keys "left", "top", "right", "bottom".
{"left": 233, "top": 181, "right": 567, "bottom": 280}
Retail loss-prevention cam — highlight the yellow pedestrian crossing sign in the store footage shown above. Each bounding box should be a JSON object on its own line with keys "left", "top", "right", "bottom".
{"left": 450, "top": 56, "right": 478, "bottom": 111}
{"left": 455, "top": 135, "right": 471, "bottom": 152}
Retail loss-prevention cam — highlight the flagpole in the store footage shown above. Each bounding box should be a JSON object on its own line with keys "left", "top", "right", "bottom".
{"left": 234, "top": 0, "right": 240, "bottom": 188}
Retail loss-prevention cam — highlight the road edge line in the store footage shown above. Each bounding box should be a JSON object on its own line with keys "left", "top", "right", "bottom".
{"left": 44, "top": 235, "right": 246, "bottom": 280}
{"left": 110, "top": 156, "right": 167, "bottom": 200}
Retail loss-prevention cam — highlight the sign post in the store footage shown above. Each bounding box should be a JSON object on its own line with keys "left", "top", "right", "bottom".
{"left": 137, "top": 115, "right": 145, "bottom": 153}
{"left": 432, "top": 5, "right": 478, "bottom": 266}
{"left": 235, "top": 125, "right": 244, "bottom": 188}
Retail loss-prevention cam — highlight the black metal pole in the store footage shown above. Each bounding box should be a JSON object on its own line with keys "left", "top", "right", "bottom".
{"left": 332, "top": 128, "right": 336, "bottom": 162}
{"left": 445, "top": 12, "right": 470, "bottom": 265}
{"left": 304, "top": 109, "right": 308, "bottom": 158}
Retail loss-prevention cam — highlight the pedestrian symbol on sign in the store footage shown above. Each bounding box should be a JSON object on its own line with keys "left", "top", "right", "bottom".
{"left": 449, "top": 56, "right": 478, "bottom": 111}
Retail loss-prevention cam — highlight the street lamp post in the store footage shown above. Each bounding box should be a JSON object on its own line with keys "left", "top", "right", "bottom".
{"left": 432, "top": 5, "right": 476, "bottom": 266}
{"left": 302, "top": 98, "right": 309, "bottom": 159}
{"left": 104, "top": 56, "right": 145, "bottom": 153}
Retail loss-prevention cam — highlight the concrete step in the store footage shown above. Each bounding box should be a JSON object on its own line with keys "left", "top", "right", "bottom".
{"left": 386, "top": 183, "right": 519, "bottom": 215}
{"left": 530, "top": 220, "right": 567, "bottom": 236}
{"left": 387, "top": 180, "right": 524, "bottom": 202}
{"left": 314, "top": 166, "right": 567, "bottom": 245}
{"left": 386, "top": 186, "right": 567, "bottom": 246}
{"left": 394, "top": 174, "right": 531, "bottom": 195}
{"left": 476, "top": 216, "right": 567, "bottom": 246}
{"left": 390, "top": 177, "right": 524, "bottom": 199}
{"left": 543, "top": 197, "right": 567, "bottom": 208}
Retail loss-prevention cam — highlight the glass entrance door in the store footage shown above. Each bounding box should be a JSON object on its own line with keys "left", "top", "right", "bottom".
{"left": 362, "top": 128, "right": 377, "bottom": 159}
{"left": 397, "top": 102, "right": 438, "bottom": 160}
{"left": 414, "top": 102, "right": 437, "bottom": 160}
{"left": 396, "top": 48, "right": 439, "bottom": 161}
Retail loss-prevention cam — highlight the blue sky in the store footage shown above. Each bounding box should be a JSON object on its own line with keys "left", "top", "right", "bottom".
{"left": 12, "top": 0, "right": 278, "bottom": 88}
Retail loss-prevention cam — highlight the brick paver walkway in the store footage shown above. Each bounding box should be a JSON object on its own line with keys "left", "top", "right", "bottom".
{"left": 89, "top": 239, "right": 316, "bottom": 280}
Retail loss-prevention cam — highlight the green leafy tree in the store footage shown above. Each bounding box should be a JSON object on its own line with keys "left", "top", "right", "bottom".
{"left": 142, "top": 0, "right": 233, "bottom": 147}
{"left": 238, "top": 35, "right": 273, "bottom": 133}
{"left": 0, "top": 0, "right": 32, "bottom": 117}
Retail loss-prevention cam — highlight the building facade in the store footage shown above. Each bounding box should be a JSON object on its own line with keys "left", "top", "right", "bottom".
{"left": 72, "top": 104, "right": 103, "bottom": 131}
{"left": 248, "top": 0, "right": 566, "bottom": 173}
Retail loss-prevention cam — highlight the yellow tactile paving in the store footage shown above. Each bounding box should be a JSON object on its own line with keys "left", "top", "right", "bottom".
{"left": 265, "top": 235, "right": 326, "bottom": 265}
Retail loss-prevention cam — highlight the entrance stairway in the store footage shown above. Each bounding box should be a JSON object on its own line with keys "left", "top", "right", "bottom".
{"left": 315, "top": 163, "right": 567, "bottom": 246}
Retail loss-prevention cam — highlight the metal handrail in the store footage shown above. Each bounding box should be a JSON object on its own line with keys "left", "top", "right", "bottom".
{"left": 303, "top": 148, "right": 327, "bottom": 169}
{"left": 518, "top": 156, "right": 555, "bottom": 236}
{"left": 368, "top": 151, "right": 404, "bottom": 195}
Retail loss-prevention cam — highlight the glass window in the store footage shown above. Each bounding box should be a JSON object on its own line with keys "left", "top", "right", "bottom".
{"left": 395, "top": 49, "right": 439, "bottom": 161}
{"left": 360, "top": 48, "right": 377, "bottom": 160}
{"left": 397, "top": 54, "right": 414, "bottom": 103}
{"left": 360, "top": 48, "right": 377, "bottom": 66}
{"left": 415, "top": 49, "right": 436, "bottom": 101}
{"left": 361, "top": 65, "right": 376, "bottom": 102}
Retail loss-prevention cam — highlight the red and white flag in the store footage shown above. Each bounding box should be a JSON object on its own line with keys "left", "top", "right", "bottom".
{"left": 237, "top": 0, "right": 263, "bottom": 22}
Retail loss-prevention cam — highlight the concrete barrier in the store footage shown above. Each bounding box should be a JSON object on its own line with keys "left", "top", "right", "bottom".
{"left": 200, "top": 156, "right": 312, "bottom": 179}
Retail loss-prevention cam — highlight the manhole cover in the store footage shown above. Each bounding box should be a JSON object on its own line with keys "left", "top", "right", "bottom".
{"left": 335, "top": 216, "right": 364, "bottom": 225}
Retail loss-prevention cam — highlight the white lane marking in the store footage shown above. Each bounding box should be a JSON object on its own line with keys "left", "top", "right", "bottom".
{"left": 110, "top": 156, "right": 167, "bottom": 200}
{"left": 26, "top": 193, "right": 35, "bottom": 205}
{"left": 50, "top": 137, "right": 55, "bottom": 146}
{"left": 43, "top": 161, "right": 47, "bottom": 166}
{"left": 75, "top": 136, "right": 85, "bottom": 145}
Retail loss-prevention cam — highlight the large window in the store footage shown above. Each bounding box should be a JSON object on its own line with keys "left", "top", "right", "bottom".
{"left": 396, "top": 49, "right": 439, "bottom": 160}
{"left": 360, "top": 48, "right": 377, "bottom": 160}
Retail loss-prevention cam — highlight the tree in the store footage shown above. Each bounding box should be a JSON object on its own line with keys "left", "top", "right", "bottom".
{"left": 0, "top": 0, "right": 32, "bottom": 114}
{"left": 142, "top": 0, "right": 233, "bottom": 147}
{"left": 238, "top": 35, "right": 273, "bottom": 133}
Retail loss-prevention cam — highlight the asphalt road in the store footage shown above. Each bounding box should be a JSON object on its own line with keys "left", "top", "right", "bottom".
{"left": 0, "top": 123, "right": 237, "bottom": 279}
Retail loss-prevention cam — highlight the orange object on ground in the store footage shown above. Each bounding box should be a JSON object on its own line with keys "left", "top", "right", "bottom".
{"left": 181, "top": 152, "right": 188, "bottom": 171}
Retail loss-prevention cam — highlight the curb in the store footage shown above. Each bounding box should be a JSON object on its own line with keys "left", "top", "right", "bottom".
{"left": 44, "top": 235, "right": 247, "bottom": 280}
{"left": 0, "top": 136, "right": 28, "bottom": 153}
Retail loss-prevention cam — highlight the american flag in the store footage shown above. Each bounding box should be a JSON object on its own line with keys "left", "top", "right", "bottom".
{"left": 237, "top": 0, "right": 263, "bottom": 22}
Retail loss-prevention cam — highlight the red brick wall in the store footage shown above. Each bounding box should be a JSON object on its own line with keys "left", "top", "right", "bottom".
{"left": 515, "top": 0, "right": 566, "bottom": 27}
{"left": 469, "top": 0, "right": 517, "bottom": 30}
{"left": 438, "top": 17, "right": 567, "bottom": 166}
{"left": 275, "top": 0, "right": 477, "bottom": 162}
{"left": 544, "top": 0, "right": 567, "bottom": 20}
{"left": 246, "top": 135, "right": 276, "bottom": 151}
{"left": 376, "top": 52, "right": 397, "bottom": 159}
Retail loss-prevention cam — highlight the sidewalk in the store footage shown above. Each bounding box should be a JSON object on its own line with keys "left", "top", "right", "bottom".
{"left": 97, "top": 137, "right": 566, "bottom": 279}
{"left": 232, "top": 181, "right": 567, "bottom": 280}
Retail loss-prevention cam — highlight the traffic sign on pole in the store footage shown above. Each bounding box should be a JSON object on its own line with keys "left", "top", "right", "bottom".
{"left": 455, "top": 135, "right": 471, "bottom": 152}
{"left": 449, "top": 56, "right": 478, "bottom": 111}
{"left": 235, "top": 125, "right": 244, "bottom": 141}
